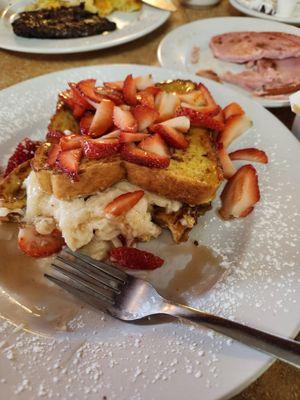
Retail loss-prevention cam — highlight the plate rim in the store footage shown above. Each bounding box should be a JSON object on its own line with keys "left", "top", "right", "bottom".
{"left": 157, "top": 16, "right": 300, "bottom": 109}
{"left": 0, "top": 63, "right": 299, "bottom": 400}
{"left": 0, "top": 4, "right": 170, "bottom": 54}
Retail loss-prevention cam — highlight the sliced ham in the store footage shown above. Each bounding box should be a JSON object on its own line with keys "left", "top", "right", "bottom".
{"left": 210, "top": 32, "right": 300, "bottom": 64}
{"left": 222, "top": 57, "right": 300, "bottom": 96}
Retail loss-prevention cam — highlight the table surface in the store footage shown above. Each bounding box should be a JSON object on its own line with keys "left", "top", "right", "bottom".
{"left": 0, "top": 0, "right": 299, "bottom": 399}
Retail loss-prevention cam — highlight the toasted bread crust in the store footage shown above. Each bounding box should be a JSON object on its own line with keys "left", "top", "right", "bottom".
{"left": 125, "top": 162, "right": 217, "bottom": 205}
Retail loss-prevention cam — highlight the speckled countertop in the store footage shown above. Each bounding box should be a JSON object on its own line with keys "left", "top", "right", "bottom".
{"left": 0, "top": 0, "right": 299, "bottom": 398}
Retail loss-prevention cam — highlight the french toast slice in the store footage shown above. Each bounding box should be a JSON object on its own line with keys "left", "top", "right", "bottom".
{"left": 32, "top": 143, "right": 125, "bottom": 200}
{"left": 125, "top": 127, "right": 222, "bottom": 205}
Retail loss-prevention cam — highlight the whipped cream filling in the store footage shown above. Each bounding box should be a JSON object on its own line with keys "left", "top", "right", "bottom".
{"left": 24, "top": 172, "right": 181, "bottom": 260}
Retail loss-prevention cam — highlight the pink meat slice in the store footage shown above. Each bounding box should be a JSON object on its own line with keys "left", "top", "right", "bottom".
{"left": 210, "top": 32, "right": 300, "bottom": 63}
{"left": 222, "top": 57, "right": 300, "bottom": 95}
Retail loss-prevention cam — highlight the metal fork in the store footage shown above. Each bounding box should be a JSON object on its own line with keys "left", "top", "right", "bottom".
{"left": 45, "top": 249, "right": 300, "bottom": 368}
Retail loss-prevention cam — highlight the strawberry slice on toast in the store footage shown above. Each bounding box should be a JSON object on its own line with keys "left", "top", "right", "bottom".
{"left": 219, "top": 164, "right": 260, "bottom": 220}
{"left": 104, "top": 190, "right": 145, "bottom": 217}
{"left": 77, "top": 79, "right": 103, "bottom": 103}
{"left": 79, "top": 112, "right": 94, "bottom": 135}
{"left": 132, "top": 105, "right": 159, "bottom": 131}
{"left": 89, "top": 99, "right": 114, "bottom": 137}
{"left": 119, "top": 132, "right": 149, "bottom": 143}
{"left": 139, "top": 134, "right": 170, "bottom": 157}
{"left": 60, "top": 134, "right": 82, "bottom": 151}
{"left": 123, "top": 74, "right": 137, "bottom": 106}
{"left": 155, "top": 92, "right": 181, "bottom": 122}
{"left": 56, "top": 148, "right": 83, "bottom": 179}
{"left": 121, "top": 143, "right": 170, "bottom": 168}
{"left": 109, "top": 247, "right": 164, "bottom": 270}
{"left": 46, "top": 144, "right": 61, "bottom": 168}
{"left": 217, "top": 143, "right": 237, "bottom": 179}
{"left": 113, "top": 106, "right": 138, "bottom": 132}
{"left": 82, "top": 138, "right": 121, "bottom": 160}
{"left": 152, "top": 124, "right": 189, "bottom": 149}
{"left": 18, "top": 226, "right": 65, "bottom": 258}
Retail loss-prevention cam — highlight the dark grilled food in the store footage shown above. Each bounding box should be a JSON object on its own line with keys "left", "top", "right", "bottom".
{"left": 12, "top": 5, "right": 117, "bottom": 39}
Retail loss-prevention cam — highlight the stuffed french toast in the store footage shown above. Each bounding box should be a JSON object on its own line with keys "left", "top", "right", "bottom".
{"left": 0, "top": 74, "right": 267, "bottom": 269}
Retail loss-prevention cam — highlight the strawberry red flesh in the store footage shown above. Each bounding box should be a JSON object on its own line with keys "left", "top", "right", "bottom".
{"left": 56, "top": 148, "right": 82, "bottom": 179}
{"left": 123, "top": 74, "right": 137, "bottom": 106}
{"left": 156, "top": 92, "right": 180, "bottom": 122}
{"left": 109, "top": 247, "right": 164, "bottom": 270}
{"left": 113, "top": 106, "right": 138, "bottom": 132}
{"left": 18, "top": 226, "right": 65, "bottom": 258}
{"left": 152, "top": 124, "right": 188, "bottom": 149}
{"left": 89, "top": 99, "right": 114, "bottom": 137}
{"left": 77, "top": 79, "right": 103, "bottom": 103}
{"left": 229, "top": 148, "right": 268, "bottom": 164}
{"left": 132, "top": 105, "right": 159, "bottom": 131}
{"left": 219, "top": 164, "right": 260, "bottom": 220}
{"left": 60, "top": 134, "right": 82, "bottom": 151}
{"left": 139, "top": 133, "right": 170, "bottom": 157}
{"left": 82, "top": 138, "right": 121, "bottom": 160}
{"left": 46, "top": 130, "right": 65, "bottom": 144}
{"left": 46, "top": 144, "right": 61, "bottom": 168}
{"left": 158, "top": 116, "right": 190, "bottom": 133}
{"left": 4, "top": 138, "right": 41, "bottom": 177}
{"left": 177, "top": 106, "right": 223, "bottom": 132}
{"left": 104, "top": 190, "right": 144, "bottom": 217}
{"left": 80, "top": 112, "right": 94, "bottom": 135}
{"left": 121, "top": 143, "right": 170, "bottom": 168}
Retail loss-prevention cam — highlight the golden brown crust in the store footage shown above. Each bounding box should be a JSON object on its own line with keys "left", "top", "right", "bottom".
{"left": 125, "top": 162, "right": 218, "bottom": 205}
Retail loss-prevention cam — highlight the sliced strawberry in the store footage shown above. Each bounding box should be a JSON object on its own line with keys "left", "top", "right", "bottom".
{"left": 104, "top": 80, "right": 124, "bottom": 91}
{"left": 104, "top": 190, "right": 144, "bottom": 217}
{"left": 77, "top": 79, "right": 103, "bottom": 103}
{"left": 213, "top": 109, "right": 225, "bottom": 125}
{"left": 119, "top": 132, "right": 149, "bottom": 143}
{"left": 123, "top": 74, "right": 137, "bottom": 106}
{"left": 121, "top": 143, "right": 170, "bottom": 168}
{"left": 177, "top": 106, "right": 223, "bottom": 132}
{"left": 179, "top": 90, "right": 205, "bottom": 107}
{"left": 89, "top": 99, "right": 114, "bottom": 137}
{"left": 218, "top": 114, "right": 253, "bottom": 148}
{"left": 132, "top": 105, "right": 159, "bottom": 131}
{"left": 101, "top": 129, "right": 121, "bottom": 140}
{"left": 46, "top": 143, "right": 61, "bottom": 167}
{"left": 134, "top": 75, "right": 154, "bottom": 91}
{"left": 18, "top": 226, "right": 65, "bottom": 258}
{"left": 137, "top": 86, "right": 161, "bottom": 108}
{"left": 97, "top": 86, "right": 124, "bottom": 105}
{"left": 155, "top": 92, "right": 181, "bottom": 122}
{"left": 56, "top": 148, "right": 82, "bottom": 179}
{"left": 68, "top": 82, "right": 91, "bottom": 109}
{"left": 219, "top": 164, "right": 260, "bottom": 220}
{"left": 79, "top": 112, "right": 94, "bottom": 135}
{"left": 229, "top": 148, "right": 268, "bottom": 164}
{"left": 158, "top": 116, "right": 190, "bottom": 133}
{"left": 46, "top": 130, "right": 65, "bottom": 144}
{"left": 109, "top": 247, "right": 164, "bottom": 270}
{"left": 113, "top": 106, "right": 138, "bottom": 132}
{"left": 223, "top": 102, "right": 245, "bottom": 121}
{"left": 82, "top": 138, "right": 121, "bottom": 160}
{"left": 59, "top": 89, "right": 75, "bottom": 110}
{"left": 197, "top": 83, "right": 219, "bottom": 114}
{"left": 60, "top": 134, "right": 82, "bottom": 151}
{"left": 139, "top": 134, "right": 170, "bottom": 157}
{"left": 4, "top": 138, "right": 41, "bottom": 177}
{"left": 217, "top": 143, "right": 237, "bottom": 179}
{"left": 152, "top": 124, "right": 188, "bottom": 149}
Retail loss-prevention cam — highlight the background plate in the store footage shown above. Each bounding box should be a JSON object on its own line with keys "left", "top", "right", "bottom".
{"left": 157, "top": 17, "right": 300, "bottom": 108}
{"left": 0, "top": 64, "right": 299, "bottom": 400}
{"left": 229, "top": 0, "right": 300, "bottom": 25}
{"left": 0, "top": 0, "right": 170, "bottom": 54}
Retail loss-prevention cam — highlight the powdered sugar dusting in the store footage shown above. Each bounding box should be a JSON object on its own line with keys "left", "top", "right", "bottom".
{"left": 0, "top": 65, "right": 299, "bottom": 400}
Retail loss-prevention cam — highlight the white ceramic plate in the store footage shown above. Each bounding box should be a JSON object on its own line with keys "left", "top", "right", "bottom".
{"left": 157, "top": 17, "right": 300, "bottom": 108}
{"left": 0, "top": 0, "right": 169, "bottom": 54}
{"left": 230, "top": 0, "right": 300, "bottom": 25}
{"left": 0, "top": 64, "right": 299, "bottom": 400}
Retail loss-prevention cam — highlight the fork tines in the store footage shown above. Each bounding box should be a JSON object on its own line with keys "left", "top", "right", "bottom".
{"left": 46, "top": 249, "right": 128, "bottom": 307}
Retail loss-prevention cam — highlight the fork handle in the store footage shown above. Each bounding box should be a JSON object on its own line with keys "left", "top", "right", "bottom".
{"left": 162, "top": 301, "right": 300, "bottom": 368}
